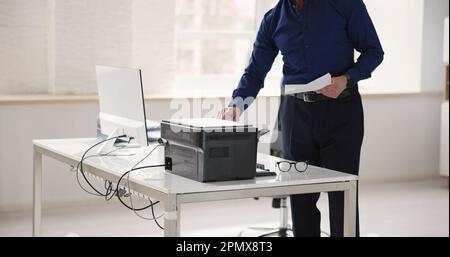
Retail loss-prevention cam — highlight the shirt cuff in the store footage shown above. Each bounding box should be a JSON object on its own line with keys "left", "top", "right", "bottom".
{"left": 346, "top": 68, "right": 361, "bottom": 86}
{"left": 228, "top": 96, "right": 255, "bottom": 114}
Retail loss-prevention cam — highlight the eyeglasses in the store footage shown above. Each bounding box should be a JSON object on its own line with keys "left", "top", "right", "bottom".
{"left": 276, "top": 161, "right": 309, "bottom": 173}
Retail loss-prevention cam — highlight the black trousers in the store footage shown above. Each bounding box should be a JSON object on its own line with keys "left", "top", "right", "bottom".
{"left": 280, "top": 91, "right": 364, "bottom": 237}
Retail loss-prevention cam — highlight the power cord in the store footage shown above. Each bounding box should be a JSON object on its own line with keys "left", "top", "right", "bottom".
{"left": 76, "top": 135, "right": 127, "bottom": 196}
{"left": 74, "top": 136, "right": 134, "bottom": 197}
{"left": 121, "top": 144, "right": 166, "bottom": 229}
{"left": 75, "top": 137, "right": 166, "bottom": 230}
{"left": 115, "top": 164, "right": 164, "bottom": 211}
{"left": 151, "top": 199, "right": 164, "bottom": 230}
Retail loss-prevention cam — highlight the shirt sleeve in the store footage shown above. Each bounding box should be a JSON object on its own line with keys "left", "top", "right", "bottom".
{"left": 338, "top": 0, "right": 384, "bottom": 84}
{"left": 229, "top": 10, "right": 279, "bottom": 113}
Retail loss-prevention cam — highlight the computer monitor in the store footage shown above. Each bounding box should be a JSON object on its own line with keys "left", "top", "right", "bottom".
{"left": 95, "top": 65, "right": 149, "bottom": 153}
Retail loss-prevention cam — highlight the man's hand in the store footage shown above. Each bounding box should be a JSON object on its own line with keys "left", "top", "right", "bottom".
{"left": 316, "top": 76, "right": 347, "bottom": 99}
{"left": 217, "top": 107, "right": 241, "bottom": 121}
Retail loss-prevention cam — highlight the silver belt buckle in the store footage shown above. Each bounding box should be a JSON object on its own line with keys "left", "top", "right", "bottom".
{"left": 303, "top": 93, "right": 314, "bottom": 103}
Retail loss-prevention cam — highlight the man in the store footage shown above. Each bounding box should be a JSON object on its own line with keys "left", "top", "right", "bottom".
{"left": 218, "top": 0, "right": 383, "bottom": 237}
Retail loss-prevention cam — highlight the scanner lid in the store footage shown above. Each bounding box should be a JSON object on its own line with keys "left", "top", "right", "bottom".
{"left": 161, "top": 118, "right": 253, "bottom": 131}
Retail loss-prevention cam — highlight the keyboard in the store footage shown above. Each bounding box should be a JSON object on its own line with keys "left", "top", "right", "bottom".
{"left": 256, "top": 163, "right": 277, "bottom": 177}
{"left": 256, "top": 169, "right": 277, "bottom": 177}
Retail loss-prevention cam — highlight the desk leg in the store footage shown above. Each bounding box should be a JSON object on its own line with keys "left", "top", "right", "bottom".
{"left": 343, "top": 180, "right": 357, "bottom": 237}
{"left": 164, "top": 195, "right": 180, "bottom": 237}
{"left": 33, "top": 147, "right": 42, "bottom": 237}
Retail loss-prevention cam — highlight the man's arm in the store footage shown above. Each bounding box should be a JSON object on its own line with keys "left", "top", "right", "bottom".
{"left": 343, "top": 0, "right": 384, "bottom": 84}
{"left": 318, "top": 0, "right": 384, "bottom": 98}
{"left": 226, "top": 10, "right": 279, "bottom": 116}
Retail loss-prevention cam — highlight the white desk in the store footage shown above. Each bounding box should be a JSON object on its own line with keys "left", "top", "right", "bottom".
{"left": 32, "top": 138, "right": 358, "bottom": 237}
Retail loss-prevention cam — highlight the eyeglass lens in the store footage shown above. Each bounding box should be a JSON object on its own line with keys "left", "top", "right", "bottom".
{"left": 278, "top": 162, "right": 292, "bottom": 172}
{"left": 295, "top": 162, "right": 308, "bottom": 172}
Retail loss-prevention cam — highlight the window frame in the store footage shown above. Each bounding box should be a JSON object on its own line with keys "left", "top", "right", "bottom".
{"left": 174, "top": 0, "right": 282, "bottom": 97}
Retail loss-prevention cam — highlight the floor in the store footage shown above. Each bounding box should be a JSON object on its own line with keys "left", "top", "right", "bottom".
{"left": 0, "top": 179, "right": 448, "bottom": 237}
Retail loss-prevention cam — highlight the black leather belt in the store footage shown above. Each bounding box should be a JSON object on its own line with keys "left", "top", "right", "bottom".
{"left": 293, "top": 88, "right": 354, "bottom": 102}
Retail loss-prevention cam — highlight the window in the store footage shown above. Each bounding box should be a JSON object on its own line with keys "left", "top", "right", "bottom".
{"left": 174, "top": 0, "right": 434, "bottom": 97}
{"left": 359, "top": 0, "right": 426, "bottom": 94}
{"left": 174, "top": 0, "right": 282, "bottom": 97}
{"left": 1, "top": 0, "right": 443, "bottom": 97}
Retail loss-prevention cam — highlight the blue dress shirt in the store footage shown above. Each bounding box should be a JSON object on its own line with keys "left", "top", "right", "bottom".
{"left": 230, "top": 0, "right": 384, "bottom": 111}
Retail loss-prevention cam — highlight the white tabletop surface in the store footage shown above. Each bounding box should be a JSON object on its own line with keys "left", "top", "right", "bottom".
{"left": 33, "top": 138, "right": 357, "bottom": 195}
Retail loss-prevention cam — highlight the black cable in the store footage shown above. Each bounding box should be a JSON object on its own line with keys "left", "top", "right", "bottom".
{"left": 104, "top": 180, "right": 114, "bottom": 201}
{"left": 150, "top": 199, "right": 164, "bottom": 230}
{"left": 76, "top": 155, "right": 119, "bottom": 197}
{"left": 101, "top": 140, "right": 136, "bottom": 201}
{"left": 115, "top": 144, "right": 164, "bottom": 210}
{"left": 78, "top": 135, "right": 127, "bottom": 196}
{"left": 115, "top": 164, "right": 165, "bottom": 211}
{"left": 75, "top": 137, "right": 132, "bottom": 197}
{"left": 76, "top": 138, "right": 166, "bottom": 230}
{"left": 76, "top": 138, "right": 163, "bottom": 209}
{"left": 76, "top": 154, "right": 117, "bottom": 197}
{"left": 76, "top": 163, "right": 103, "bottom": 196}
{"left": 115, "top": 144, "right": 166, "bottom": 231}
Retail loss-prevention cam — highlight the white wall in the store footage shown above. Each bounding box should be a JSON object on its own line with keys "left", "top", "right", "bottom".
{"left": 354, "top": 0, "right": 448, "bottom": 94}
{"left": 420, "top": 0, "right": 449, "bottom": 92}
{"left": 361, "top": 0, "right": 425, "bottom": 94}
{"left": 444, "top": 17, "right": 449, "bottom": 65}
{"left": 0, "top": 103, "right": 99, "bottom": 210}
{"left": 361, "top": 94, "right": 442, "bottom": 181}
{"left": 0, "top": 0, "right": 49, "bottom": 94}
{"left": 0, "top": 94, "right": 442, "bottom": 210}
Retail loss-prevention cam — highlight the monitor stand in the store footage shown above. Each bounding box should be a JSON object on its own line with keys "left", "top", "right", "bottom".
{"left": 96, "top": 129, "right": 143, "bottom": 155}
{"left": 96, "top": 128, "right": 121, "bottom": 154}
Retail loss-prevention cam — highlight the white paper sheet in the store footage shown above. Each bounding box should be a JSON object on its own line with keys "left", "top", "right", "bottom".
{"left": 284, "top": 73, "right": 332, "bottom": 95}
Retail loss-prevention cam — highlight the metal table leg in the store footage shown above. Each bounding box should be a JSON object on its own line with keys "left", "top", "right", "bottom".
{"left": 164, "top": 194, "right": 180, "bottom": 237}
{"left": 343, "top": 180, "right": 357, "bottom": 237}
{"left": 33, "top": 147, "right": 42, "bottom": 237}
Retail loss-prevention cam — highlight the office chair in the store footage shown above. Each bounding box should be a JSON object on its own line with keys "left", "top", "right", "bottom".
{"left": 238, "top": 197, "right": 293, "bottom": 237}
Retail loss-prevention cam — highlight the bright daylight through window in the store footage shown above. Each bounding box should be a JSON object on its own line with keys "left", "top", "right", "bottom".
{"left": 174, "top": 0, "right": 282, "bottom": 97}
